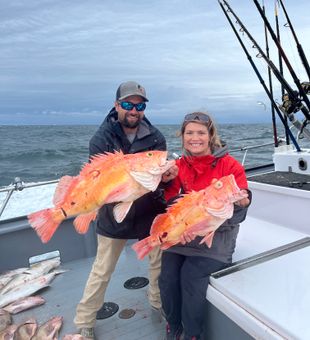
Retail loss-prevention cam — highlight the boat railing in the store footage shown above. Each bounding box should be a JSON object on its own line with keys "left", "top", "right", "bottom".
{"left": 0, "top": 178, "right": 59, "bottom": 219}
{"left": 229, "top": 139, "right": 279, "bottom": 166}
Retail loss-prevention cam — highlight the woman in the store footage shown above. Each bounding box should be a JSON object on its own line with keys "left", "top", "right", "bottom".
{"left": 159, "top": 112, "right": 251, "bottom": 340}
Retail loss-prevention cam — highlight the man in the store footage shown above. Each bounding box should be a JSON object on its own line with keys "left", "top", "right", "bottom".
{"left": 74, "top": 81, "right": 177, "bottom": 339}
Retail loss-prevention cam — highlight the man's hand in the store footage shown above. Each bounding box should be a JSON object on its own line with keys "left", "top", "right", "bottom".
{"left": 161, "top": 165, "right": 179, "bottom": 183}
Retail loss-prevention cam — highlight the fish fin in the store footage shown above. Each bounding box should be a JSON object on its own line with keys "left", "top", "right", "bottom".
{"left": 132, "top": 238, "right": 153, "bottom": 260}
{"left": 113, "top": 202, "right": 133, "bottom": 223}
{"left": 199, "top": 232, "right": 215, "bottom": 248}
{"left": 104, "top": 183, "right": 131, "bottom": 203}
{"left": 130, "top": 171, "right": 161, "bottom": 191}
{"left": 187, "top": 219, "right": 209, "bottom": 232}
{"left": 73, "top": 211, "right": 97, "bottom": 234}
{"left": 206, "top": 202, "right": 234, "bottom": 219}
{"left": 53, "top": 175, "right": 77, "bottom": 206}
{"left": 160, "top": 241, "right": 178, "bottom": 250}
{"left": 28, "top": 208, "right": 64, "bottom": 243}
{"left": 80, "top": 151, "right": 124, "bottom": 176}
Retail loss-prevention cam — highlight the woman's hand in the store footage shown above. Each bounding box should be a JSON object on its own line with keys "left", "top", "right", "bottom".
{"left": 180, "top": 230, "right": 196, "bottom": 245}
{"left": 161, "top": 165, "right": 179, "bottom": 183}
{"left": 235, "top": 189, "right": 250, "bottom": 208}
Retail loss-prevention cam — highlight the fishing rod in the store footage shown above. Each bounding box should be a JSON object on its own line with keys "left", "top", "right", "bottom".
{"left": 263, "top": 2, "right": 278, "bottom": 147}
{"left": 222, "top": 0, "right": 310, "bottom": 122}
{"left": 221, "top": 0, "right": 310, "bottom": 141}
{"left": 275, "top": 1, "right": 289, "bottom": 145}
{"left": 278, "top": 0, "right": 310, "bottom": 81}
{"left": 275, "top": 2, "right": 284, "bottom": 96}
{"left": 218, "top": 0, "right": 301, "bottom": 151}
{"left": 220, "top": 1, "right": 293, "bottom": 104}
{"left": 252, "top": 0, "right": 310, "bottom": 115}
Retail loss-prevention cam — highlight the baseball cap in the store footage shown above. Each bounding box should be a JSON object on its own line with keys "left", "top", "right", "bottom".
{"left": 116, "top": 81, "right": 149, "bottom": 102}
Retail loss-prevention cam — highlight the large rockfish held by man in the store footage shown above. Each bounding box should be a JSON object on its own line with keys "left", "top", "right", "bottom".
{"left": 132, "top": 175, "right": 247, "bottom": 259}
{"left": 28, "top": 150, "right": 175, "bottom": 243}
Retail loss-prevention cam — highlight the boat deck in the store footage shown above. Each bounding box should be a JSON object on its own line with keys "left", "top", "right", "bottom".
{"left": 12, "top": 242, "right": 165, "bottom": 340}
{"left": 3, "top": 170, "right": 310, "bottom": 339}
{"left": 249, "top": 170, "right": 310, "bottom": 191}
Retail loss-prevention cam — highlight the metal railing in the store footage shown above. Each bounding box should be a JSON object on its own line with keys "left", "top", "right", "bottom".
{"left": 0, "top": 178, "right": 59, "bottom": 219}
{"left": 230, "top": 140, "right": 279, "bottom": 165}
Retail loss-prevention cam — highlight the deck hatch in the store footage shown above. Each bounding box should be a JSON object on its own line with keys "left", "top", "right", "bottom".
{"left": 124, "top": 276, "right": 149, "bottom": 289}
{"left": 118, "top": 308, "right": 136, "bottom": 319}
{"left": 96, "top": 302, "right": 119, "bottom": 319}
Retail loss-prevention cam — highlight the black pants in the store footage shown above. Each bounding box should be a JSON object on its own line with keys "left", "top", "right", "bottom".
{"left": 159, "top": 252, "right": 226, "bottom": 337}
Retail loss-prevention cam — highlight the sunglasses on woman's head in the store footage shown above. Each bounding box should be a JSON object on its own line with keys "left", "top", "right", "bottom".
{"left": 184, "top": 113, "right": 210, "bottom": 122}
{"left": 119, "top": 101, "right": 146, "bottom": 112}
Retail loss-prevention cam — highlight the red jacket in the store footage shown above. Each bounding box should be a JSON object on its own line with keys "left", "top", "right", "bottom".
{"left": 165, "top": 153, "right": 248, "bottom": 202}
{"left": 163, "top": 150, "right": 250, "bottom": 263}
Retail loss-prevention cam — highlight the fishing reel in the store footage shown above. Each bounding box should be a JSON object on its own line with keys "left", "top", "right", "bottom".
{"left": 301, "top": 82, "right": 310, "bottom": 95}
{"left": 281, "top": 91, "right": 302, "bottom": 114}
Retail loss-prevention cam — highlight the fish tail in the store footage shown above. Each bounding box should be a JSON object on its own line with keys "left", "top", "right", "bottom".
{"left": 132, "top": 238, "right": 154, "bottom": 260}
{"left": 28, "top": 208, "right": 64, "bottom": 243}
{"left": 199, "top": 231, "right": 215, "bottom": 248}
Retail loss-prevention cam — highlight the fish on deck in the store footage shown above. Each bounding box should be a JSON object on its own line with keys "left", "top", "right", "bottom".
{"left": 0, "top": 309, "right": 11, "bottom": 332}
{"left": 3, "top": 296, "right": 45, "bottom": 315}
{"left": 0, "top": 272, "right": 57, "bottom": 309}
{"left": 0, "top": 323, "right": 18, "bottom": 339}
{"left": 132, "top": 175, "right": 248, "bottom": 259}
{"left": 32, "top": 316, "right": 63, "bottom": 340}
{"left": 28, "top": 150, "right": 175, "bottom": 243}
{"left": 0, "top": 316, "right": 63, "bottom": 340}
{"left": 0, "top": 257, "right": 60, "bottom": 295}
{"left": 0, "top": 268, "right": 28, "bottom": 291}
{"left": 14, "top": 318, "right": 37, "bottom": 339}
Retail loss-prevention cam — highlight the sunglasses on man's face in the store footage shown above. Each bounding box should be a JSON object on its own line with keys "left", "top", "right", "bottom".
{"left": 184, "top": 113, "right": 210, "bottom": 123}
{"left": 119, "top": 101, "right": 146, "bottom": 112}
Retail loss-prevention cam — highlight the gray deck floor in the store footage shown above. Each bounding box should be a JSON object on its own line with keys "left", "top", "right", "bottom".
{"left": 248, "top": 170, "right": 310, "bottom": 191}
{"left": 12, "top": 242, "right": 165, "bottom": 340}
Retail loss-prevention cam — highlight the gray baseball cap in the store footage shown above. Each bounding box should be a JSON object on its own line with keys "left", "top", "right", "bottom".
{"left": 116, "top": 81, "right": 149, "bottom": 102}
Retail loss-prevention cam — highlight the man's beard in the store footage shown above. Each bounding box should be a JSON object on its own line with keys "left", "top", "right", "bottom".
{"left": 121, "top": 114, "right": 141, "bottom": 129}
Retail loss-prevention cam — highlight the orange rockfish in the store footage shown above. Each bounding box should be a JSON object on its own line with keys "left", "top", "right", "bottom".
{"left": 132, "top": 175, "right": 247, "bottom": 259}
{"left": 28, "top": 150, "right": 175, "bottom": 243}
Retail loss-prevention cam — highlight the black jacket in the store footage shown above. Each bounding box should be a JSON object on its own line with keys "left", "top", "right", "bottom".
{"left": 89, "top": 108, "right": 167, "bottom": 239}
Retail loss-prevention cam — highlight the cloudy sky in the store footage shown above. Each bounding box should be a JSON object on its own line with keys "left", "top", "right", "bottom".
{"left": 1, "top": 0, "right": 309, "bottom": 125}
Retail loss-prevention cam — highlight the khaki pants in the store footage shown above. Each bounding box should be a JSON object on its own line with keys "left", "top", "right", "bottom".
{"left": 74, "top": 234, "right": 162, "bottom": 329}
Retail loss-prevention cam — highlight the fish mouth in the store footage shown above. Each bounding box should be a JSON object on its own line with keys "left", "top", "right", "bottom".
{"left": 226, "top": 175, "right": 247, "bottom": 201}
{"left": 229, "top": 175, "right": 243, "bottom": 195}
{"left": 229, "top": 174, "right": 238, "bottom": 189}
{"left": 149, "top": 159, "right": 176, "bottom": 175}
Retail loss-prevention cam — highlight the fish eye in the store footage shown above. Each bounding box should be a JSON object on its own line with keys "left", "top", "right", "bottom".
{"left": 214, "top": 181, "right": 223, "bottom": 189}
{"left": 147, "top": 152, "right": 153, "bottom": 157}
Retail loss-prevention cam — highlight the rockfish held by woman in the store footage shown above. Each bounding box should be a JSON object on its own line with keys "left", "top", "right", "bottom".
{"left": 132, "top": 174, "right": 248, "bottom": 259}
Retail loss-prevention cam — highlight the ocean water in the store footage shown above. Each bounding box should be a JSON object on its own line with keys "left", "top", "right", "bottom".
{"left": 0, "top": 123, "right": 280, "bottom": 187}
{"left": 1, "top": 123, "right": 309, "bottom": 220}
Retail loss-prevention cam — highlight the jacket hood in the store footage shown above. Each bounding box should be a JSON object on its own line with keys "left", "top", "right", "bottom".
{"left": 213, "top": 143, "right": 228, "bottom": 158}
